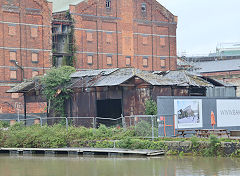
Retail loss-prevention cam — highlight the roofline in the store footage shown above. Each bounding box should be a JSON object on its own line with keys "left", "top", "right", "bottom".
{"left": 200, "top": 69, "right": 240, "bottom": 74}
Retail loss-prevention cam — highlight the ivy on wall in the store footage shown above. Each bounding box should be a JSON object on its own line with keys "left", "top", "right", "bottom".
{"left": 41, "top": 66, "right": 76, "bottom": 116}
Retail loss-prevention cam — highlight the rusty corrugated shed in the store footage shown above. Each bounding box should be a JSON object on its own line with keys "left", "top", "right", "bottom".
{"left": 163, "top": 70, "right": 213, "bottom": 87}
{"left": 70, "top": 68, "right": 180, "bottom": 88}
{"left": 70, "top": 68, "right": 213, "bottom": 88}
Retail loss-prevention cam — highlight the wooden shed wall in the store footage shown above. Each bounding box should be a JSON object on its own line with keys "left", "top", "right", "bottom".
{"left": 66, "top": 85, "right": 192, "bottom": 118}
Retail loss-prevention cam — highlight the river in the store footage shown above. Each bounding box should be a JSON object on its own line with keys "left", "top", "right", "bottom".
{"left": 0, "top": 155, "right": 240, "bottom": 176}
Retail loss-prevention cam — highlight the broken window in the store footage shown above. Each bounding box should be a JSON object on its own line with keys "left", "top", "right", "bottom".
{"left": 106, "top": 0, "right": 111, "bottom": 9}
{"left": 141, "top": 3, "right": 146, "bottom": 12}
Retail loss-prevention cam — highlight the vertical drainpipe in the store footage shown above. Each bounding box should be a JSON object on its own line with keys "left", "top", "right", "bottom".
{"left": 121, "top": 87, "right": 124, "bottom": 116}
{"left": 24, "top": 93, "right": 27, "bottom": 126}
{"left": 19, "top": 0, "right": 23, "bottom": 80}
{"left": 96, "top": 6, "right": 99, "bottom": 69}
{"left": 116, "top": 0, "right": 119, "bottom": 68}
{"left": 151, "top": 0, "right": 154, "bottom": 71}
{"left": 168, "top": 19, "right": 171, "bottom": 70}
{"left": 116, "top": 24, "right": 119, "bottom": 67}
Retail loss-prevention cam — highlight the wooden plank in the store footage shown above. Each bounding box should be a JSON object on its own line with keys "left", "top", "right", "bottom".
{"left": 0, "top": 148, "right": 165, "bottom": 156}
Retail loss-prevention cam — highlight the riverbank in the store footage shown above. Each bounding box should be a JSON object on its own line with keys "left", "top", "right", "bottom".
{"left": 1, "top": 123, "right": 240, "bottom": 157}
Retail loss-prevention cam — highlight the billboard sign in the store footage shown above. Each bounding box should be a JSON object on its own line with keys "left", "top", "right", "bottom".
{"left": 174, "top": 99, "right": 203, "bottom": 129}
{"left": 217, "top": 100, "right": 240, "bottom": 127}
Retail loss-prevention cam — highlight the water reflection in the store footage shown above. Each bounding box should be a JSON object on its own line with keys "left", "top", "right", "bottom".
{"left": 0, "top": 155, "right": 239, "bottom": 176}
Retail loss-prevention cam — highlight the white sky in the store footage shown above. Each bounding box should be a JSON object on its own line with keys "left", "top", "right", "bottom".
{"left": 157, "top": 0, "right": 240, "bottom": 56}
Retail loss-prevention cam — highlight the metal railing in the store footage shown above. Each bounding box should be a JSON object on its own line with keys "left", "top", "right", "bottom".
{"left": 0, "top": 115, "right": 175, "bottom": 140}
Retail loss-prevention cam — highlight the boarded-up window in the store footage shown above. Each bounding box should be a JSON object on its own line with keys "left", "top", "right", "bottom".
{"left": 126, "top": 57, "right": 131, "bottom": 66}
{"left": 32, "top": 53, "right": 38, "bottom": 62}
{"left": 31, "top": 27, "right": 38, "bottom": 38}
{"left": 87, "top": 55, "right": 93, "bottom": 65}
{"left": 9, "top": 51, "right": 16, "bottom": 61}
{"left": 107, "top": 56, "right": 112, "bottom": 65}
{"left": 142, "top": 35, "right": 148, "bottom": 45}
{"left": 86, "top": 32, "right": 93, "bottom": 42}
{"left": 11, "top": 93, "right": 19, "bottom": 99}
{"left": 10, "top": 70, "right": 17, "bottom": 79}
{"left": 160, "top": 59, "right": 166, "bottom": 67}
{"left": 8, "top": 25, "right": 16, "bottom": 36}
{"left": 106, "top": 33, "right": 112, "bottom": 44}
{"left": 32, "top": 71, "right": 39, "bottom": 78}
{"left": 160, "top": 37, "right": 166, "bottom": 47}
{"left": 143, "top": 57, "right": 148, "bottom": 67}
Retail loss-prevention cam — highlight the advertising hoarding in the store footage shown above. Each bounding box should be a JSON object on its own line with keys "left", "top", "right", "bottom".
{"left": 174, "top": 99, "right": 203, "bottom": 129}
{"left": 217, "top": 100, "right": 240, "bottom": 127}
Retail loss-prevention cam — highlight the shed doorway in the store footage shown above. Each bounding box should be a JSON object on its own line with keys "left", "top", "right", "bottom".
{"left": 96, "top": 99, "right": 122, "bottom": 126}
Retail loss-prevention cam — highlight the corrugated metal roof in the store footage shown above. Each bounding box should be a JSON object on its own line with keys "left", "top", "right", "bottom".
{"left": 9, "top": 68, "right": 222, "bottom": 93}
{"left": 164, "top": 71, "right": 213, "bottom": 87}
{"left": 194, "top": 59, "right": 240, "bottom": 73}
{"left": 71, "top": 68, "right": 119, "bottom": 78}
{"left": 70, "top": 68, "right": 213, "bottom": 88}
{"left": 48, "top": 0, "right": 84, "bottom": 13}
{"left": 6, "top": 81, "right": 34, "bottom": 93}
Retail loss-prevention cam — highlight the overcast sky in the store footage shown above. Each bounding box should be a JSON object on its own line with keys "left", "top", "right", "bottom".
{"left": 157, "top": 0, "right": 240, "bottom": 56}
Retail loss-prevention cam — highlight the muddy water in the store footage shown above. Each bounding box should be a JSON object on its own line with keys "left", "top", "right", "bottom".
{"left": 0, "top": 155, "right": 240, "bottom": 176}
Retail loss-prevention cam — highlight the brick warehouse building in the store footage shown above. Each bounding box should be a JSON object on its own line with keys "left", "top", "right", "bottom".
{"left": 0, "top": 0, "right": 177, "bottom": 116}
{"left": 52, "top": 0, "right": 178, "bottom": 71}
{"left": 0, "top": 0, "right": 52, "bottom": 116}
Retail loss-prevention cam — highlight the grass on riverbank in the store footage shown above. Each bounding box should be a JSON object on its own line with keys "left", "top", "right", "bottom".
{"left": 0, "top": 122, "right": 240, "bottom": 157}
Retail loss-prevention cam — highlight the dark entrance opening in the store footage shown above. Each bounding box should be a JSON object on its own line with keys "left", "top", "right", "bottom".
{"left": 96, "top": 99, "right": 122, "bottom": 126}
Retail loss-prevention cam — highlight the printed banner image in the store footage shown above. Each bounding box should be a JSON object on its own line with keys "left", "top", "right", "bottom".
{"left": 174, "top": 99, "right": 203, "bottom": 129}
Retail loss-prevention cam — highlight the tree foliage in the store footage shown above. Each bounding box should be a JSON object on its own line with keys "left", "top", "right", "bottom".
{"left": 41, "top": 66, "right": 76, "bottom": 116}
{"left": 145, "top": 99, "right": 157, "bottom": 115}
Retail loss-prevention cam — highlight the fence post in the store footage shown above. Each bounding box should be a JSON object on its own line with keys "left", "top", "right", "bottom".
{"left": 151, "top": 116, "right": 154, "bottom": 141}
{"left": 121, "top": 114, "right": 126, "bottom": 130}
{"left": 40, "top": 117, "right": 43, "bottom": 127}
{"left": 66, "top": 117, "right": 68, "bottom": 131}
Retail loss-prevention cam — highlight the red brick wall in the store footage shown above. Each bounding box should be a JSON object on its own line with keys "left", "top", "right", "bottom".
{"left": 0, "top": 0, "right": 52, "bottom": 114}
{"left": 201, "top": 71, "right": 240, "bottom": 96}
{"left": 70, "top": 0, "right": 177, "bottom": 71}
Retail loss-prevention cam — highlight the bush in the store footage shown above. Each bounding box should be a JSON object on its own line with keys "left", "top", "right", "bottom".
{"left": 0, "top": 121, "right": 10, "bottom": 128}
{"left": 202, "top": 135, "right": 221, "bottom": 157}
{"left": 190, "top": 136, "right": 199, "bottom": 148}
{"left": 145, "top": 99, "right": 157, "bottom": 115}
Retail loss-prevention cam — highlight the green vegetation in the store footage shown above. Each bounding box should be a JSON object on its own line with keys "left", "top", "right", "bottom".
{"left": 1, "top": 123, "right": 240, "bottom": 157}
{"left": 0, "top": 121, "right": 10, "bottom": 128}
{"left": 41, "top": 66, "right": 76, "bottom": 116}
{"left": 202, "top": 135, "right": 221, "bottom": 157}
{"left": 145, "top": 99, "right": 157, "bottom": 115}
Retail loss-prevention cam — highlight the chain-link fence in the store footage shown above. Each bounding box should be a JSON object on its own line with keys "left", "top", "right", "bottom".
{"left": 0, "top": 115, "right": 174, "bottom": 139}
